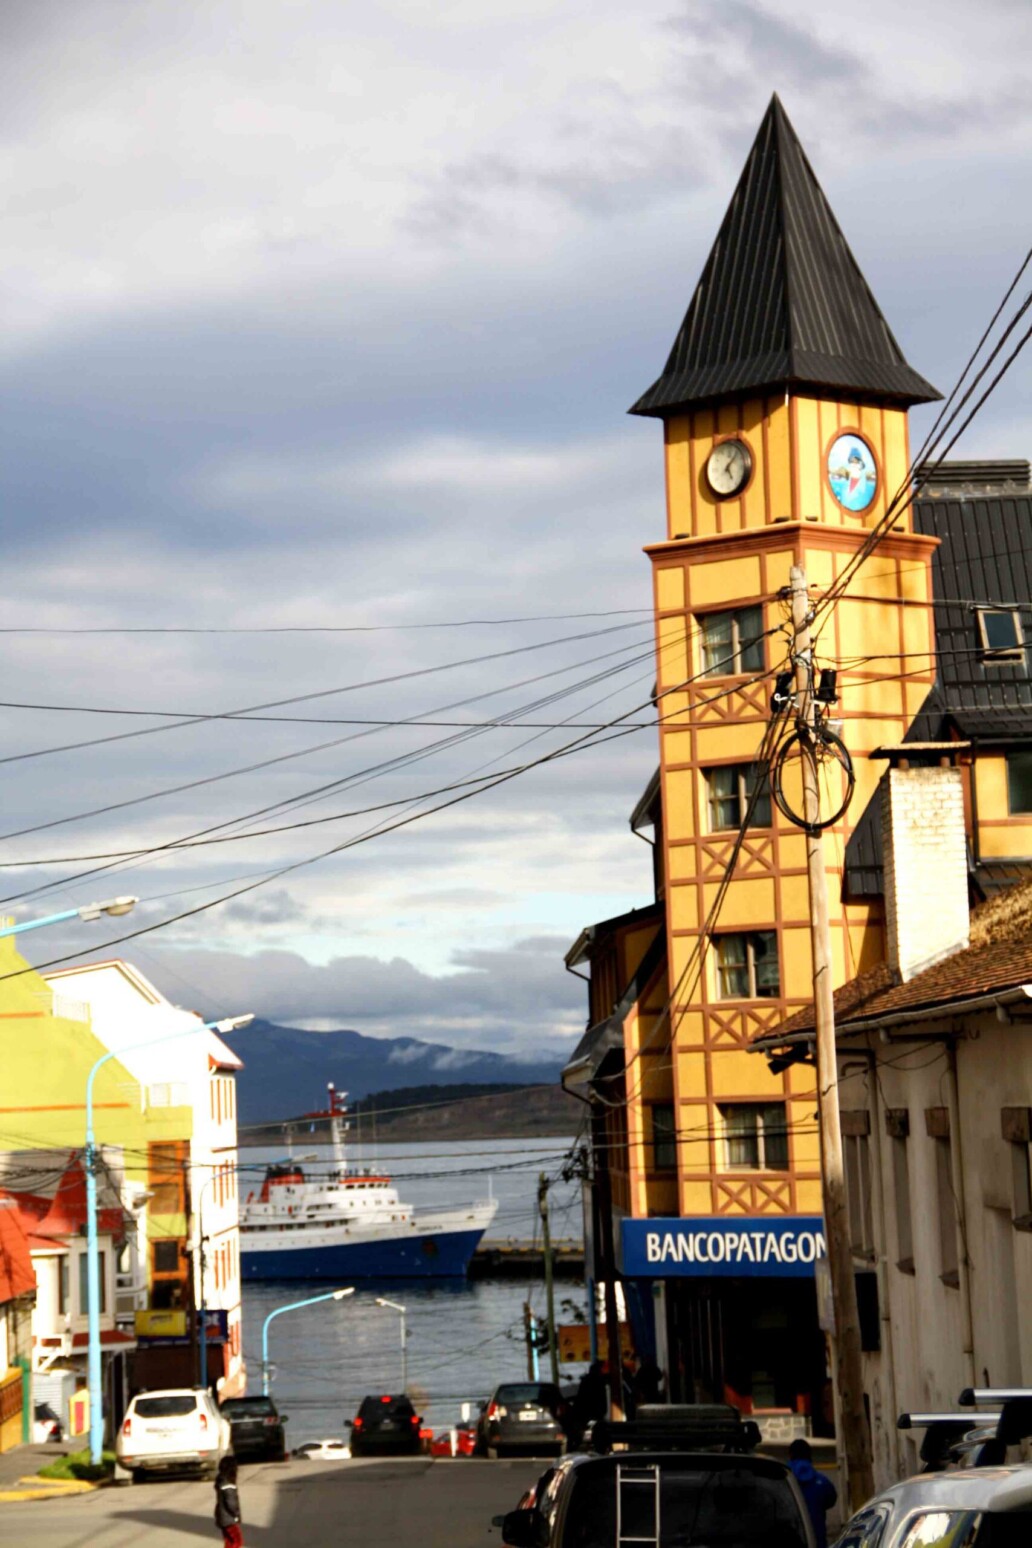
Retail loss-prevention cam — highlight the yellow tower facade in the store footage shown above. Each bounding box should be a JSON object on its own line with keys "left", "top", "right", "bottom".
{"left": 611, "top": 97, "right": 943, "bottom": 1416}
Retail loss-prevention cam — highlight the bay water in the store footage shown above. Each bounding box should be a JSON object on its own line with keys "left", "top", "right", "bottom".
{"left": 238, "top": 1135, "right": 584, "bottom": 1444}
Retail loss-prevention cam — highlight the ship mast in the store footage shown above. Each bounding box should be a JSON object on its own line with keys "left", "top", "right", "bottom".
{"left": 327, "top": 1081, "right": 349, "bottom": 1175}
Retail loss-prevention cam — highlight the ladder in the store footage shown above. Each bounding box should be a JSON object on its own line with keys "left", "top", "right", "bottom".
{"left": 615, "top": 1463, "right": 661, "bottom": 1548}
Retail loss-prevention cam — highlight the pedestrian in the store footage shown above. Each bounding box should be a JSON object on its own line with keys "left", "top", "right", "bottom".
{"left": 787, "top": 1438, "right": 837, "bottom": 1548}
{"left": 214, "top": 1454, "right": 243, "bottom": 1548}
{"left": 631, "top": 1356, "right": 664, "bottom": 1409}
{"left": 569, "top": 1360, "right": 608, "bottom": 1446}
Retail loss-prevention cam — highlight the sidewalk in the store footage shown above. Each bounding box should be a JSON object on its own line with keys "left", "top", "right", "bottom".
{"left": 0, "top": 1442, "right": 99, "bottom": 1503}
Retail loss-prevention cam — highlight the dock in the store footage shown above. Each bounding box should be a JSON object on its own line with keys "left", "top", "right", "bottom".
{"left": 469, "top": 1238, "right": 584, "bottom": 1279}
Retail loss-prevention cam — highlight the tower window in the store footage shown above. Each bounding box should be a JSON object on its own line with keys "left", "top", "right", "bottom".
{"left": 1006, "top": 753, "right": 1032, "bottom": 814}
{"left": 714, "top": 931, "right": 779, "bottom": 999}
{"left": 648, "top": 1103, "right": 677, "bottom": 1172}
{"left": 976, "top": 607, "right": 1024, "bottom": 662}
{"left": 719, "top": 1103, "right": 789, "bottom": 1170}
{"left": 699, "top": 606, "right": 765, "bottom": 677}
{"left": 705, "top": 763, "right": 772, "bottom": 830}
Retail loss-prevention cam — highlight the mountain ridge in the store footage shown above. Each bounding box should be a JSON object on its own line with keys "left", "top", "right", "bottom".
{"left": 234, "top": 1018, "right": 568, "bottom": 1123}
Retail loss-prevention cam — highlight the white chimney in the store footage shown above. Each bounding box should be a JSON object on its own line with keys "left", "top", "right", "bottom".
{"left": 881, "top": 762, "right": 970, "bottom": 982}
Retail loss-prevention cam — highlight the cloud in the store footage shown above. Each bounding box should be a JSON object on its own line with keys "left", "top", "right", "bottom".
{"left": 0, "top": 0, "right": 1029, "bottom": 1058}
{"left": 110, "top": 933, "right": 589, "bottom": 1055}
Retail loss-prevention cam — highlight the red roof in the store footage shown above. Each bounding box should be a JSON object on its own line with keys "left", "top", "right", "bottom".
{"left": 0, "top": 1205, "right": 35, "bottom": 1303}
{"left": 1, "top": 1155, "right": 125, "bottom": 1248}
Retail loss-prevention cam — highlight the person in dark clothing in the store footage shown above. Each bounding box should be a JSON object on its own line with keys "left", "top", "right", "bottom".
{"left": 788, "top": 1438, "right": 837, "bottom": 1548}
{"left": 214, "top": 1454, "right": 243, "bottom": 1548}
{"left": 631, "top": 1357, "right": 664, "bottom": 1408}
{"left": 569, "top": 1361, "right": 608, "bottom": 1446}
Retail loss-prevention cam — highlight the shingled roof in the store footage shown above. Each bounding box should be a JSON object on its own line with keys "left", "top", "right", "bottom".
{"left": 630, "top": 95, "right": 940, "bottom": 417}
{"left": 755, "top": 876, "right": 1032, "bottom": 1047}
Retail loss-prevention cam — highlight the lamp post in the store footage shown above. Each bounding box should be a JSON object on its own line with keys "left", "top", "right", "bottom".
{"left": 375, "top": 1297, "right": 408, "bottom": 1393}
{"left": 85, "top": 1010, "right": 254, "bottom": 1466}
{"left": 261, "top": 1288, "right": 355, "bottom": 1396}
{"left": 0, "top": 896, "right": 139, "bottom": 938}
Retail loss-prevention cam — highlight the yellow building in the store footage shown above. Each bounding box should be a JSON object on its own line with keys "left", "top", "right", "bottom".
{"left": 566, "top": 94, "right": 1032, "bottom": 1423}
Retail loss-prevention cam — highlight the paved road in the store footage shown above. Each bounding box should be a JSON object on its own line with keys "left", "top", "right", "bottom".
{"left": 0, "top": 1455, "right": 545, "bottom": 1548}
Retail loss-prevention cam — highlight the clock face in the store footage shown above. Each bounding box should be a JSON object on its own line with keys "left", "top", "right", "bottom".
{"left": 706, "top": 438, "right": 752, "bottom": 498}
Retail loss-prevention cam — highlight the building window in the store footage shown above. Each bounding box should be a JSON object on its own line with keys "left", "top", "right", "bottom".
{"left": 1006, "top": 753, "right": 1032, "bottom": 814}
{"left": 720, "top": 1103, "right": 789, "bottom": 1170}
{"left": 714, "top": 931, "right": 779, "bottom": 999}
{"left": 705, "top": 764, "right": 772, "bottom": 830}
{"left": 976, "top": 607, "right": 1024, "bottom": 662}
{"left": 77, "top": 1252, "right": 106, "bottom": 1315}
{"left": 842, "top": 1112, "right": 875, "bottom": 1260}
{"left": 153, "top": 1239, "right": 181, "bottom": 1275}
{"left": 926, "top": 1108, "right": 959, "bottom": 1288}
{"left": 699, "top": 606, "right": 765, "bottom": 678}
{"left": 886, "top": 1109, "right": 914, "bottom": 1272}
{"left": 649, "top": 1104, "right": 677, "bottom": 1171}
{"left": 1001, "top": 1107, "right": 1032, "bottom": 1231}
{"left": 58, "top": 1257, "right": 70, "bottom": 1316}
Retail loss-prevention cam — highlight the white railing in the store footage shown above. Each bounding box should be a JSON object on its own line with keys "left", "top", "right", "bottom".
{"left": 147, "top": 1081, "right": 192, "bottom": 1108}
{"left": 32, "top": 989, "right": 91, "bottom": 1024}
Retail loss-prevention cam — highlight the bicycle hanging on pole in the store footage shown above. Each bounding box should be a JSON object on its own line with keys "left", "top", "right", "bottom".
{"left": 768, "top": 621, "right": 855, "bottom": 835}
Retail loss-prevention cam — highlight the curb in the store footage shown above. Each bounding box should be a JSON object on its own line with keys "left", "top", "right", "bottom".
{"left": 0, "top": 1476, "right": 98, "bottom": 1503}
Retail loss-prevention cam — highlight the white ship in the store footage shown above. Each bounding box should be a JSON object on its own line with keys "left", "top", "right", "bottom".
{"left": 240, "top": 1084, "right": 497, "bottom": 1280}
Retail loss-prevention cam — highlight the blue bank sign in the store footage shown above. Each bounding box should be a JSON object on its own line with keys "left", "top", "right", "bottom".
{"left": 621, "top": 1217, "right": 826, "bottom": 1279}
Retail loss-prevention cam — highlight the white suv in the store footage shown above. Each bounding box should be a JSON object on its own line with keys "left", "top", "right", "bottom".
{"left": 116, "top": 1388, "right": 231, "bottom": 1481}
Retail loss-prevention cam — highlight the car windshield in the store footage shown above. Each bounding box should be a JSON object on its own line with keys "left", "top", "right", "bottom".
{"left": 134, "top": 1396, "right": 197, "bottom": 1419}
{"left": 562, "top": 1465, "right": 807, "bottom": 1548}
{"left": 223, "top": 1399, "right": 275, "bottom": 1416}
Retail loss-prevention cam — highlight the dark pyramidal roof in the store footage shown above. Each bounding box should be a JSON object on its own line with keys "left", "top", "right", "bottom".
{"left": 630, "top": 95, "right": 940, "bottom": 416}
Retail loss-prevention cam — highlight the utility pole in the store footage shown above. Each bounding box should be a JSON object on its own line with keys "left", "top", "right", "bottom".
{"left": 790, "top": 565, "right": 874, "bottom": 1510}
{"left": 537, "top": 1174, "right": 560, "bottom": 1385}
{"left": 593, "top": 1134, "right": 624, "bottom": 1418}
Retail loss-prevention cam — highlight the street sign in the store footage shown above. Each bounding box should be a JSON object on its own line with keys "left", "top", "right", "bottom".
{"left": 621, "top": 1216, "right": 826, "bottom": 1278}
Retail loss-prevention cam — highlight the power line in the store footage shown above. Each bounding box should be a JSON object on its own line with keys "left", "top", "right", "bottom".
{"left": 0, "top": 650, "right": 783, "bottom": 981}
{"left": 0, "top": 619, "right": 654, "bottom": 772}
{"left": 0, "top": 607, "right": 653, "bottom": 636}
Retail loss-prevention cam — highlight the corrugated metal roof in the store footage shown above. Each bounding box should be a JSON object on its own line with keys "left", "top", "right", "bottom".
{"left": 844, "top": 490, "right": 1032, "bottom": 895}
{"left": 630, "top": 95, "right": 940, "bottom": 417}
{"left": 912, "top": 493, "right": 1032, "bottom": 739}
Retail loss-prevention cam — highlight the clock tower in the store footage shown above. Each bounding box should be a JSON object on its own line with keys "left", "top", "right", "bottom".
{"left": 617, "top": 96, "right": 942, "bottom": 1411}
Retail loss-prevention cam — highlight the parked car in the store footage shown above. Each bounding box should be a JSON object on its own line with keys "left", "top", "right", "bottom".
{"left": 116, "top": 1387, "right": 231, "bottom": 1482}
{"left": 348, "top": 1393, "right": 422, "bottom": 1457}
{"left": 220, "top": 1394, "right": 289, "bottom": 1461}
{"left": 429, "top": 1421, "right": 478, "bottom": 1458}
{"left": 293, "top": 1437, "right": 350, "bottom": 1461}
{"left": 476, "top": 1382, "right": 568, "bottom": 1459}
{"left": 493, "top": 1449, "right": 814, "bottom": 1548}
{"left": 833, "top": 1466, "right": 1032, "bottom": 1546}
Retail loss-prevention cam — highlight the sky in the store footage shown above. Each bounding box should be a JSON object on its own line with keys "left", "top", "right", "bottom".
{"left": 2, "top": 0, "right": 1030, "bottom": 1061}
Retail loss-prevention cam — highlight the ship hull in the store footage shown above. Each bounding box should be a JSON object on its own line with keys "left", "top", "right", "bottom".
{"left": 241, "top": 1226, "right": 485, "bottom": 1281}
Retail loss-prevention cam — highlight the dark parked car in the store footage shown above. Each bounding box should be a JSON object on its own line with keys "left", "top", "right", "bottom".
{"left": 348, "top": 1393, "right": 422, "bottom": 1457}
{"left": 477, "top": 1382, "right": 567, "bottom": 1459}
{"left": 494, "top": 1450, "right": 814, "bottom": 1548}
{"left": 220, "top": 1395, "right": 289, "bottom": 1461}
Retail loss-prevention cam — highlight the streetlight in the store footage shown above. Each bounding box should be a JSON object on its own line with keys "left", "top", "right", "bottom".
{"left": 261, "top": 1288, "right": 355, "bottom": 1395}
{"left": 0, "top": 896, "right": 139, "bottom": 937}
{"left": 85, "top": 1010, "right": 255, "bottom": 1465}
{"left": 375, "top": 1297, "right": 408, "bottom": 1393}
